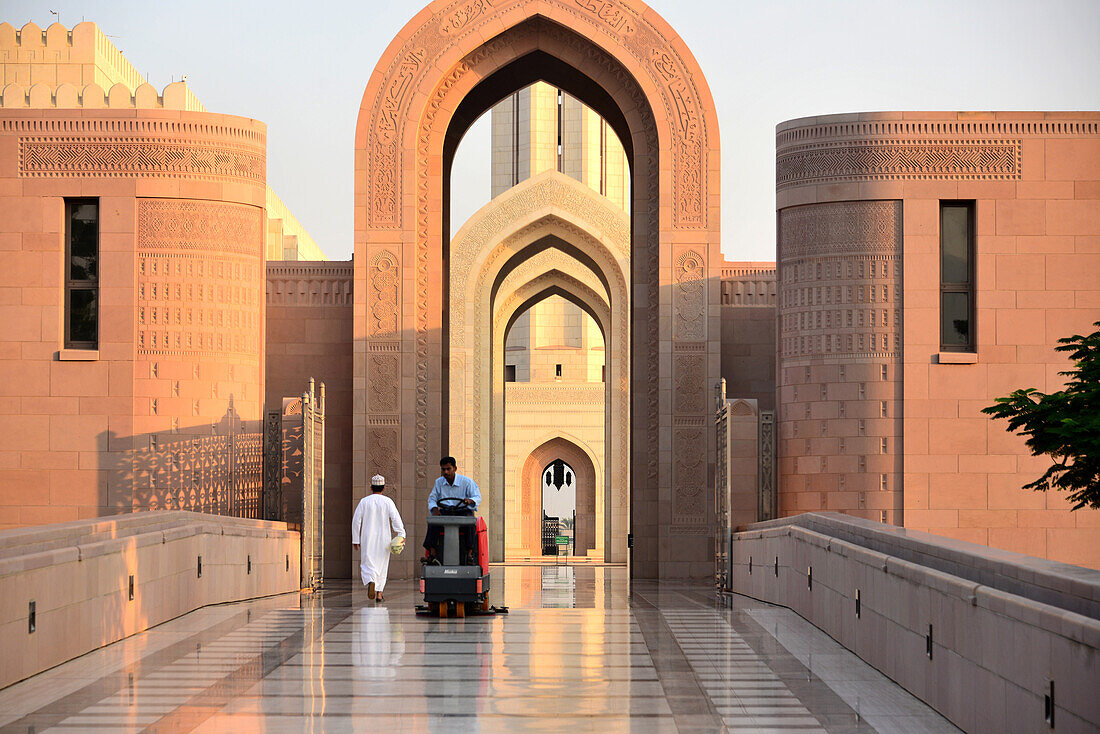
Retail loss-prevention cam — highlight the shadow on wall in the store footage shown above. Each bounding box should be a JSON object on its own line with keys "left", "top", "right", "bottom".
{"left": 97, "top": 396, "right": 265, "bottom": 520}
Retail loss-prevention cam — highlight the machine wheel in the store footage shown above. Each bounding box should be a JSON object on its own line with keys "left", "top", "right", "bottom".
{"left": 455, "top": 601, "right": 466, "bottom": 618}
{"left": 481, "top": 597, "right": 491, "bottom": 612}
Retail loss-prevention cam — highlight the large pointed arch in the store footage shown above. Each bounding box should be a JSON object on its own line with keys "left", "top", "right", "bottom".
{"left": 355, "top": 0, "right": 721, "bottom": 579}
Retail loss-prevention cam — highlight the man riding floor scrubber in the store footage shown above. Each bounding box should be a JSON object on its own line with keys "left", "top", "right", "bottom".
{"left": 417, "top": 497, "right": 507, "bottom": 617}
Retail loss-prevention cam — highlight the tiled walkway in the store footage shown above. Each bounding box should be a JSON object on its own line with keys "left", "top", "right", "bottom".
{"left": 0, "top": 565, "right": 958, "bottom": 733}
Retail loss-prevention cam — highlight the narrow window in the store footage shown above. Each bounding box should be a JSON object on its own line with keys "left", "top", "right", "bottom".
{"left": 504, "top": 364, "right": 517, "bottom": 382}
{"left": 556, "top": 88, "right": 564, "bottom": 173}
{"left": 940, "top": 202, "right": 974, "bottom": 351}
{"left": 555, "top": 364, "right": 562, "bottom": 378}
{"left": 65, "top": 199, "right": 99, "bottom": 349}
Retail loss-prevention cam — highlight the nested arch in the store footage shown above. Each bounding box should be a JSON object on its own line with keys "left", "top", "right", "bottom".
{"left": 443, "top": 173, "right": 630, "bottom": 561}
{"left": 496, "top": 255, "right": 610, "bottom": 336}
{"left": 493, "top": 267, "right": 626, "bottom": 562}
{"left": 447, "top": 171, "right": 629, "bottom": 501}
{"left": 355, "top": 0, "right": 721, "bottom": 579}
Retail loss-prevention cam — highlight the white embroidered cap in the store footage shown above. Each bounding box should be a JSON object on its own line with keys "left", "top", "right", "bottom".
{"left": 371, "top": 474, "right": 385, "bottom": 487}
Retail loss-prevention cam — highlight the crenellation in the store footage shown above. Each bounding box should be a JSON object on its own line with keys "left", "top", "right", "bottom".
{"left": 0, "top": 79, "right": 207, "bottom": 110}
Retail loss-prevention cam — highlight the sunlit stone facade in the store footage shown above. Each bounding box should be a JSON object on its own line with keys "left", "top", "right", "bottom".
{"left": 1, "top": 11, "right": 1098, "bottom": 578}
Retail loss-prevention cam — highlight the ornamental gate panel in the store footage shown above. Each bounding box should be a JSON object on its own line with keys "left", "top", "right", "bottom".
{"left": 263, "top": 378, "right": 326, "bottom": 590}
{"left": 302, "top": 379, "right": 326, "bottom": 590}
{"left": 714, "top": 379, "right": 730, "bottom": 590}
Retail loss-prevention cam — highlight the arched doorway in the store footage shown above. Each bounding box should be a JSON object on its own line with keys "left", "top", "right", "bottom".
{"left": 519, "top": 436, "right": 598, "bottom": 559}
{"left": 542, "top": 459, "right": 576, "bottom": 556}
{"left": 355, "top": 0, "right": 721, "bottom": 579}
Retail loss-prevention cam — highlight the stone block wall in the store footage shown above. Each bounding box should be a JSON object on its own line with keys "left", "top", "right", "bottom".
{"left": 719, "top": 262, "right": 776, "bottom": 411}
{"left": 0, "top": 108, "right": 267, "bottom": 529}
{"left": 503, "top": 382, "right": 605, "bottom": 558}
{"left": 776, "top": 112, "right": 1100, "bottom": 568}
{"left": 265, "top": 262, "right": 353, "bottom": 578}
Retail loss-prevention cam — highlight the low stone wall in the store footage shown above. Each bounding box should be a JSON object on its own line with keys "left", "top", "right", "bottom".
{"left": 0, "top": 511, "right": 300, "bottom": 689}
{"left": 730, "top": 513, "right": 1100, "bottom": 733}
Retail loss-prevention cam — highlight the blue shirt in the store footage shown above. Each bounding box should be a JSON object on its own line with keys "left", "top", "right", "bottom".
{"left": 428, "top": 473, "right": 481, "bottom": 511}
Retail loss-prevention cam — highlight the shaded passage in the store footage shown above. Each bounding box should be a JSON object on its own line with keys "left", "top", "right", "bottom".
{"left": 0, "top": 566, "right": 957, "bottom": 733}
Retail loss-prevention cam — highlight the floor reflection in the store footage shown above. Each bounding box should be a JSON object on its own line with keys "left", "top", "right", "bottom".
{"left": 0, "top": 565, "right": 959, "bottom": 733}
{"left": 351, "top": 608, "right": 404, "bottom": 679}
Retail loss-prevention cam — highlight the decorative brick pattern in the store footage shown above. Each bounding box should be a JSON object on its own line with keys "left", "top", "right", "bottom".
{"left": 776, "top": 139, "right": 1019, "bottom": 189}
{"left": 136, "top": 199, "right": 264, "bottom": 361}
{"left": 777, "top": 200, "right": 903, "bottom": 523}
{"left": 20, "top": 137, "right": 265, "bottom": 182}
{"left": 779, "top": 201, "right": 902, "bottom": 361}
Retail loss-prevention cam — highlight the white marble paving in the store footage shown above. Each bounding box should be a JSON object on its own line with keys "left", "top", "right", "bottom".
{"left": 0, "top": 565, "right": 964, "bottom": 733}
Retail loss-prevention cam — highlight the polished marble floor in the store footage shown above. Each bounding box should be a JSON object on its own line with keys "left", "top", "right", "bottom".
{"left": 0, "top": 565, "right": 959, "bottom": 733}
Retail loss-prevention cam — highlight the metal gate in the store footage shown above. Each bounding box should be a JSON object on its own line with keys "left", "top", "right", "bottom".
{"left": 263, "top": 378, "right": 326, "bottom": 590}
{"left": 714, "top": 379, "right": 730, "bottom": 590}
{"left": 301, "top": 379, "right": 325, "bottom": 590}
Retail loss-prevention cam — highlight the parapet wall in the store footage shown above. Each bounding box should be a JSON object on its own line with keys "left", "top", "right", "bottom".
{"left": 0, "top": 21, "right": 205, "bottom": 111}
{"left": 0, "top": 511, "right": 300, "bottom": 689}
{"left": 0, "top": 80, "right": 205, "bottom": 110}
{"left": 728, "top": 512, "right": 1100, "bottom": 733}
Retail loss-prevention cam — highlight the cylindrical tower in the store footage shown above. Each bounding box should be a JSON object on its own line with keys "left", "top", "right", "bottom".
{"left": 776, "top": 136, "right": 904, "bottom": 523}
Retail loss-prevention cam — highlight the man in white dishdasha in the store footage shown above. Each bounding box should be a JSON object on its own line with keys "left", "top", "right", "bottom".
{"left": 352, "top": 474, "right": 406, "bottom": 602}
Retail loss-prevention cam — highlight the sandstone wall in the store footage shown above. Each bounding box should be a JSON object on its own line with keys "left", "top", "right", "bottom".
{"left": 0, "top": 108, "right": 267, "bottom": 528}
{"left": 776, "top": 112, "right": 1100, "bottom": 568}
{"left": 265, "top": 261, "right": 353, "bottom": 578}
{"left": 719, "top": 262, "right": 776, "bottom": 411}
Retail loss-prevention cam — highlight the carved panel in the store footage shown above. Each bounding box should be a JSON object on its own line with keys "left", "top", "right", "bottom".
{"left": 136, "top": 199, "right": 263, "bottom": 361}
{"left": 728, "top": 399, "right": 755, "bottom": 417}
{"left": 778, "top": 201, "right": 902, "bottom": 361}
{"left": 20, "top": 137, "right": 265, "bottom": 182}
{"left": 139, "top": 199, "right": 264, "bottom": 254}
{"left": 777, "top": 139, "right": 1020, "bottom": 189}
{"left": 368, "top": 249, "right": 400, "bottom": 338}
{"left": 367, "top": 425, "right": 400, "bottom": 500}
{"left": 368, "top": 354, "right": 400, "bottom": 413}
{"left": 674, "top": 249, "right": 705, "bottom": 341}
{"left": 758, "top": 410, "right": 775, "bottom": 521}
{"left": 673, "top": 355, "right": 706, "bottom": 415}
{"left": 673, "top": 428, "right": 706, "bottom": 516}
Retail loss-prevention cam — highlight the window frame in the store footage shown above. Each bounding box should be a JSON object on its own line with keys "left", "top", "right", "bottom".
{"left": 939, "top": 200, "right": 976, "bottom": 353}
{"left": 64, "top": 198, "right": 100, "bottom": 350}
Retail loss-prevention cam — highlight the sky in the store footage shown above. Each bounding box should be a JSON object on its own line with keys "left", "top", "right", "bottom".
{"left": 6, "top": 0, "right": 1100, "bottom": 262}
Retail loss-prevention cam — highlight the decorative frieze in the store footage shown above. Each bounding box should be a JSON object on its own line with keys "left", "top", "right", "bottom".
{"left": 20, "top": 137, "right": 265, "bottom": 182}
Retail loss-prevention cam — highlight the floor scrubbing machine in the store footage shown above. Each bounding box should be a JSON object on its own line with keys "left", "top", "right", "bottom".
{"left": 416, "top": 497, "right": 508, "bottom": 618}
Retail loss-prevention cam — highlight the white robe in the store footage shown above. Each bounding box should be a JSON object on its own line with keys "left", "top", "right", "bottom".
{"left": 351, "top": 493, "right": 406, "bottom": 592}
